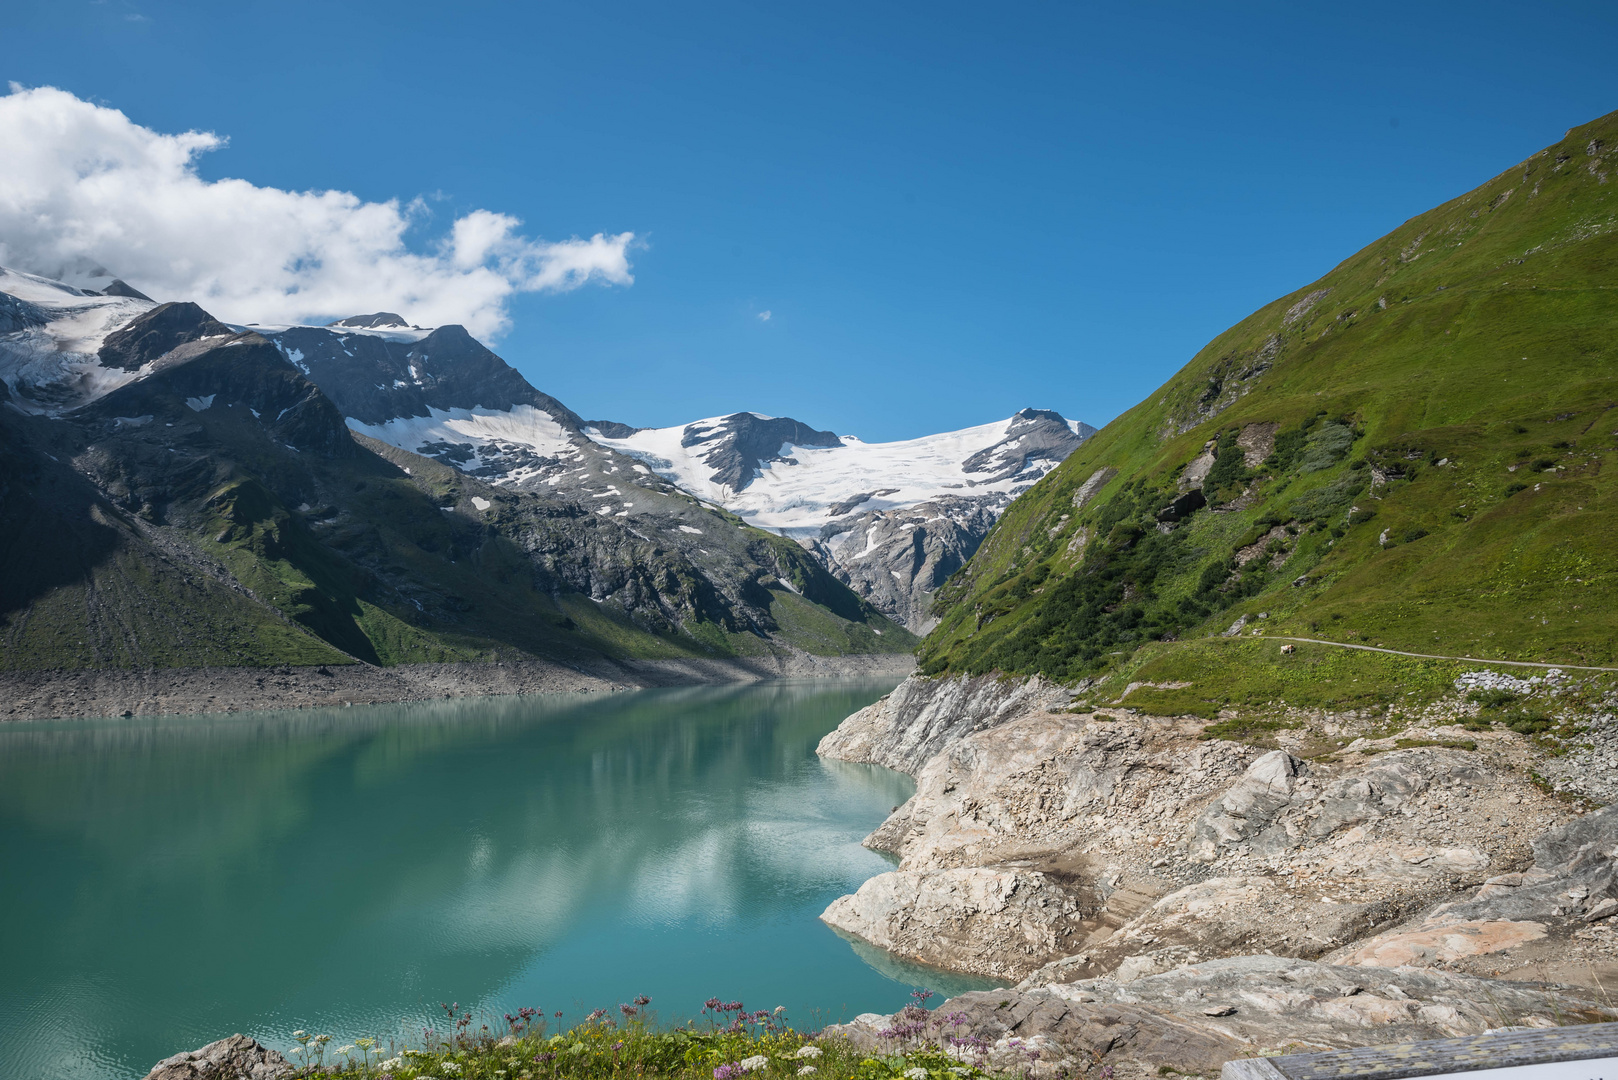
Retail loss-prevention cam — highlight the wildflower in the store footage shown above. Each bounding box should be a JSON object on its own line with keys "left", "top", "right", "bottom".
{"left": 774, "top": 1006, "right": 787, "bottom": 1015}
{"left": 715, "top": 1065, "right": 737, "bottom": 1080}
{"left": 634, "top": 994, "right": 652, "bottom": 1006}
{"left": 381, "top": 1058, "right": 403, "bottom": 1070}
{"left": 337, "top": 1045, "right": 356, "bottom": 1055}
{"left": 442, "top": 1064, "right": 464, "bottom": 1075}
{"left": 795, "top": 1047, "right": 823, "bottom": 1059}
{"left": 905, "top": 1069, "right": 929, "bottom": 1079}
{"left": 798, "top": 1068, "right": 818, "bottom": 1076}
{"left": 706, "top": 998, "right": 723, "bottom": 1011}
{"left": 739, "top": 1055, "right": 770, "bottom": 1072}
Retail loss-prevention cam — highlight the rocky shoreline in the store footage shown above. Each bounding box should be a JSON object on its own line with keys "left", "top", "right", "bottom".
{"left": 0, "top": 650, "right": 916, "bottom": 721}
{"left": 815, "top": 670, "right": 1618, "bottom": 1069}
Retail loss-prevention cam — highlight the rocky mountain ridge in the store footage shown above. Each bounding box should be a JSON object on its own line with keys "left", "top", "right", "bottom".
{"left": 589, "top": 407, "right": 1094, "bottom": 631}
{"left": 0, "top": 268, "right": 913, "bottom": 677}
{"left": 185, "top": 296, "right": 1094, "bottom": 632}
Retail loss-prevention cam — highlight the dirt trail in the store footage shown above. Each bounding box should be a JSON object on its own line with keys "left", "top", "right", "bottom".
{"left": 1259, "top": 634, "right": 1618, "bottom": 673}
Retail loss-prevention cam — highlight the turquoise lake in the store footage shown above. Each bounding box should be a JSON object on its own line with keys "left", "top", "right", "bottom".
{"left": 0, "top": 677, "right": 1002, "bottom": 1080}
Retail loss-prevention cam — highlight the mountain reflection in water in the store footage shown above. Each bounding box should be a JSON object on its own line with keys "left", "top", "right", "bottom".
{"left": 0, "top": 678, "right": 1003, "bottom": 1080}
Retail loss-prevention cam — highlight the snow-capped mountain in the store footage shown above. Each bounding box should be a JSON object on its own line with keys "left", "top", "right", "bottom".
{"left": 243, "top": 315, "right": 1094, "bottom": 632}
{"left": 0, "top": 266, "right": 168, "bottom": 413}
{"left": 585, "top": 408, "right": 1093, "bottom": 536}
{"left": 0, "top": 263, "right": 1090, "bottom": 634}
{"left": 0, "top": 267, "right": 913, "bottom": 668}
{"left": 585, "top": 409, "right": 1094, "bottom": 631}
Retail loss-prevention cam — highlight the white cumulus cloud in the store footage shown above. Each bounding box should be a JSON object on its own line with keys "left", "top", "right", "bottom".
{"left": 757, "top": 310, "right": 772, "bottom": 321}
{"left": 0, "top": 85, "right": 635, "bottom": 338}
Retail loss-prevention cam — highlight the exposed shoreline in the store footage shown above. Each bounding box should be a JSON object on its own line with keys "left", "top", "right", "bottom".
{"left": 0, "top": 651, "right": 917, "bottom": 721}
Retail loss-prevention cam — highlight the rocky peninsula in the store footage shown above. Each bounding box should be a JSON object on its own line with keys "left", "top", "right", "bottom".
{"left": 817, "top": 670, "right": 1618, "bottom": 1072}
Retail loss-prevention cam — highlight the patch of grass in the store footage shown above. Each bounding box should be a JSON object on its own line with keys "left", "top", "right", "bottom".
{"left": 1092, "top": 638, "right": 1474, "bottom": 720}
{"left": 766, "top": 587, "right": 915, "bottom": 657}
{"left": 1500, "top": 710, "right": 1555, "bottom": 735}
{"left": 290, "top": 996, "right": 1006, "bottom": 1080}
{"left": 1393, "top": 738, "right": 1478, "bottom": 751}
{"left": 1200, "top": 717, "right": 1301, "bottom": 743}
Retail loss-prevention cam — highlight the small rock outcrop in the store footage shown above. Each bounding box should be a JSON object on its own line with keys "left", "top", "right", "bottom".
{"left": 143, "top": 1035, "right": 292, "bottom": 1080}
{"left": 821, "top": 866, "right": 1087, "bottom": 979}
{"left": 815, "top": 673, "right": 1065, "bottom": 776}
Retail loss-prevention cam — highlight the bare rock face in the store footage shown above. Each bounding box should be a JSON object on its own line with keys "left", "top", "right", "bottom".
{"left": 1187, "top": 751, "right": 1443, "bottom": 864}
{"left": 143, "top": 1035, "right": 292, "bottom": 1080}
{"left": 828, "top": 956, "right": 1614, "bottom": 1078}
{"left": 816, "top": 672, "right": 1586, "bottom": 986}
{"left": 811, "top": 496, "right": 999, "bottom": 634}
{"left": 820, "top": 867, "right": 1087, "bottom": 979}
{"left": 815, "top": 673, "right": 1065, "bottom": 776}
{"left": 1327, "top": 803, "right": 1618, "bottom": 970}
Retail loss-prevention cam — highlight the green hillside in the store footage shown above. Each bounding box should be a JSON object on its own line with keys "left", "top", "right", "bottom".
{"left": 920, "top": 110, "right": 1618, "bottom": 697}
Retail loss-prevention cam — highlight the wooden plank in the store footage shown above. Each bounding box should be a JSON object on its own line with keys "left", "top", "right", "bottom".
{"left": 1223, "top": 1058, "right": 1288, "bottom": 1080}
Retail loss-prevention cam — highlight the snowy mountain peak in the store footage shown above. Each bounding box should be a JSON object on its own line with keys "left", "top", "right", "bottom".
{"left": 98, "top": 302, "right": 235, "bottom": 372}
{"left": 328, "top": 312, "right": 414, "bottom": 330}
{"left": 587, "top": 408, "right": 1092, "bottom": 535}
{"left": 960, "top": 408, "right": 1096, "bottom": 483}
{"left": 0, "top": 264, "right": 162, "bottom": 413}
{"left": 673, "top": 412, "right": 843, "bottom": 492}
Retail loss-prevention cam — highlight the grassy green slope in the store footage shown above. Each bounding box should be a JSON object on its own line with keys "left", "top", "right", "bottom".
{"left": 921, "top": 110, "right": 1618, "bottom": 688}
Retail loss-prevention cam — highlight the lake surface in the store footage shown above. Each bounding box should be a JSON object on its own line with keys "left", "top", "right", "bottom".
{"left": 0, "top": 678, "right": 1000, "bottom": 1080}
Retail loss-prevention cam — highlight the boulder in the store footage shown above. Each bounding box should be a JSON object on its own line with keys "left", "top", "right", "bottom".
{"left": 143, "top": 1035, "right": 292, "bottom": 1080}
{"left": 820, "top": 866, "right": 1085, "bottom": 980}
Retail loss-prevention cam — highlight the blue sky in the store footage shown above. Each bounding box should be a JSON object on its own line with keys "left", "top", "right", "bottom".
{"left": 7, "top": 1, "right": 1618, "bottom": 439}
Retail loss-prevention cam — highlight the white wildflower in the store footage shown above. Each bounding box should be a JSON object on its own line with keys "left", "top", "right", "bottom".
{"left": 905, "top": 1069, "right": 930, "bottom": 1080}
{"left": 337, "top": 1045, "right": 356, "bottom": 1055}
{"left": 795, "top": 1047, "right": 823, "bottom": 1059}
{"left": 292, "top": 1031, "right": 308, "bottom": 1040}
{"left": 442, "top": 1064, "right": 464, "bottom": 1076}
{"left": 380, "top": 1058, "right": 403, "bottom": 1070}
{"left": 798, "top": 1068, "right": 818, "bottom": 1076}
{"left": 740, "top": 1055, "right": 770, "bottom": 1072}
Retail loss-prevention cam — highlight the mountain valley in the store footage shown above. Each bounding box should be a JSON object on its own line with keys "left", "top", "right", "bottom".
{"left": 0, "top": 268, "right": 920, "bottom": 696}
